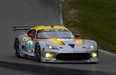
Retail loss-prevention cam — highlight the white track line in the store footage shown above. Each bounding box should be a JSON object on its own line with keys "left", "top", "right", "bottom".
{"left": 100, "top": 49, "right": 116, "bottom": 56}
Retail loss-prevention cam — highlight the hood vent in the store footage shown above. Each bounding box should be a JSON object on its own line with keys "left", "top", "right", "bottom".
{"left": 68, "top": 44, "right": 75, "bottom": 48}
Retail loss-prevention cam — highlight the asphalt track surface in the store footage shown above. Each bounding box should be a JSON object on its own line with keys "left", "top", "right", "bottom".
{"left": 0, "top": 0, "right": 116, "bottom": 75}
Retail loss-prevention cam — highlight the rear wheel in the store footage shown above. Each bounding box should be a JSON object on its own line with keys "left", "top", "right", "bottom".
{"left": 35, "top": 43, "right": 41, "bottom": 62}
{"left": 14, "top": 38, "right": 20, "bottom": 57}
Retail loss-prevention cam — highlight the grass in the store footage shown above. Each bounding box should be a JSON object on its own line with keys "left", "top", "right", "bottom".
{"left": 62, "top": 0, "right": 116, "bottom": 54}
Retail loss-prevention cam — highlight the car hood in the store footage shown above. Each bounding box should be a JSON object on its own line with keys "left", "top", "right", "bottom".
{"left": 37, "top": 38, "right": 97, "bottom": 52}
{"left": 46, "top": 38, "right": 96, "bottom": 52}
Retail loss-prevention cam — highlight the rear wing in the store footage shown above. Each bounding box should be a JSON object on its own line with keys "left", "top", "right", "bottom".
{"left": 13, "top": 26, "right": 35, "bottom": 31}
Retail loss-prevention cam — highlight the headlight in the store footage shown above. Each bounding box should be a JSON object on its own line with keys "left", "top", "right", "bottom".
{"left": 48, "top": 45, "right": 53, "bottom": 49}
{"left": 47, "top": 44, "right": 58, "bottom": 50}
{"left": 90, "top": 44, "right": 95, "bottom": 50}
{"left": 92, "top": 52, "right": 97, "bottom": 58}
{"left": 45, "top": 52, "right": 53, "bottom": 59}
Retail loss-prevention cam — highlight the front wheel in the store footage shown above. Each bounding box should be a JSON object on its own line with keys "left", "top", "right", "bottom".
{"left": 35, "top": 43, "right": 41, "bottom": 62}
{"left": 14, "top": 38, "right": 20, "bottom": 57}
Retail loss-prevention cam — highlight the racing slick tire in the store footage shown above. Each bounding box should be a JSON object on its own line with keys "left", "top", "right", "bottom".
{"left": 35, "top": 43, "right": 41, "bottom": 62}
{"left": 14, "top": 38, "right": 20, "bottom": 57}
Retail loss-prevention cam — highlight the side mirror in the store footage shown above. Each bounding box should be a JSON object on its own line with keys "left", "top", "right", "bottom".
{"left": 74, "top": 34, "right": 80, "bottom": 38}
{"left": 28, "top": 34, "right": 34, "bottom": 40}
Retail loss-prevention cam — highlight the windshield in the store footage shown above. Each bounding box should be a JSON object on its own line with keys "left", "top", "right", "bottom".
{"left": 37, "top": 30, "right": 74, "bottom": 39}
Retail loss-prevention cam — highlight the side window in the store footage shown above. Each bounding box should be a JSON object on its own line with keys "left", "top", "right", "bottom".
{"left": 27, "top": 29, "right": 36, "bottom": 38}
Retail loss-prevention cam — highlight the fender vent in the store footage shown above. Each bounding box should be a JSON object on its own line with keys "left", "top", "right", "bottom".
{"left": 68, "top": 44, "right": 75, "bottom": 48}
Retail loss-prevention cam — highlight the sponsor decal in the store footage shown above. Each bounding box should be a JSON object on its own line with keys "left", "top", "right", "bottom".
{"left": 25, "top": 40, "right": 33, "bottom": 53}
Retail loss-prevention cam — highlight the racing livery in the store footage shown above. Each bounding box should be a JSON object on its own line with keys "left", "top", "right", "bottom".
{"left": 13, "top": 25, "right": 99, "bottom": 63}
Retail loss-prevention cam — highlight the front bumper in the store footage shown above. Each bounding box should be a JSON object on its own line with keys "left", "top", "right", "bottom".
{"left": 41, "top": 50, "right": 99, "bottom": 63}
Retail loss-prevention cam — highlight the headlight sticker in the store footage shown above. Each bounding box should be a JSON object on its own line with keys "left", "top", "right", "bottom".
{"left": 22, "top": 37, "right": 29, "bottom": 42}
{"left": 75, "top": 39, "right": 83, "bottom": 45}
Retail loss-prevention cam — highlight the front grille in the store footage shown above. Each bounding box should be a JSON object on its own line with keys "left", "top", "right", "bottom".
{"left": 56, "top": 53, "right": 90, "bottom": 61}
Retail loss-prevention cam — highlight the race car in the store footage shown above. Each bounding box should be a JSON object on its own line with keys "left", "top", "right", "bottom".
{"left": 13, "top": 25, "right": 99, "bottom": 63}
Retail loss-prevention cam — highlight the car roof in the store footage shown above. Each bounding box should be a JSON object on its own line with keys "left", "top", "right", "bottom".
{"left": 31, "top": 25, "right": 69, "bottom": 31}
